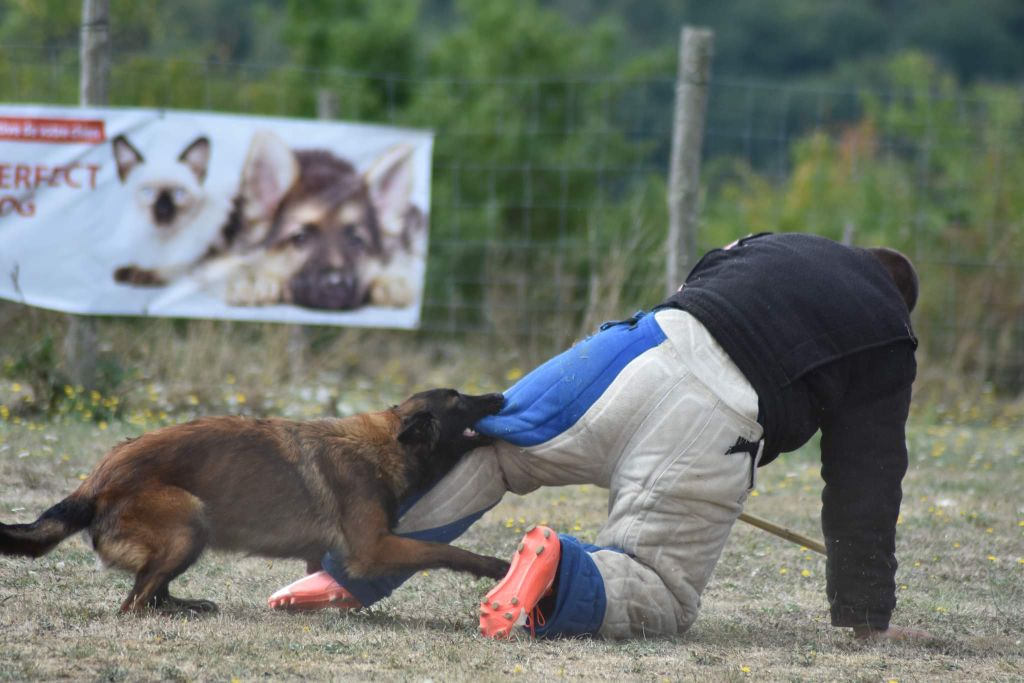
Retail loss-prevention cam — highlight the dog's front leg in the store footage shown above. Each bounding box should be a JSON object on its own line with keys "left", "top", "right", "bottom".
{"left": 345, "top": 534, "right": 509, "bottom": 580}
{"left": 368, "top": 273, "right": 414, "bottom": 308}
{"left": 223, "top": 264, "right": 286, "bottom": 306}
{"left": 338, "top": 499, "right": 508, "bottom": 580}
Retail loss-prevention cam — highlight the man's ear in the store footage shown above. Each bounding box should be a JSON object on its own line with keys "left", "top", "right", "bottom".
{"left": 398, "top": 411, "right": 440, "bottom": 449}
{"left": 112, "top": 135, "right": 144, "bottom": 183}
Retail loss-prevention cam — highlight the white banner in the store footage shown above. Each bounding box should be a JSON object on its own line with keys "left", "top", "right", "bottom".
{"left": 0, "top": 104, "right": 434, "bottom": 328}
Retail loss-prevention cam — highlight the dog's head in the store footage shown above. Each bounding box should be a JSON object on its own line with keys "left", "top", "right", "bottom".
{"left": 394, "top": 389, "right": 505, "bottom": 489}
{"left": 237, "top": 131, "right": 417, "bottom": 310}
{"left": 112, "top": 134, "right": 211, "bottom": 234}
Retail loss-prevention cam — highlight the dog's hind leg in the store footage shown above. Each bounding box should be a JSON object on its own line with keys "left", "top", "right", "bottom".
{"left": 96, "top": 487, "right": 214, "bottom": 614}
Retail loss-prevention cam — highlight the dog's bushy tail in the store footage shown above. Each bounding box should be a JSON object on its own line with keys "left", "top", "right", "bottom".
{"left": 0, "top": 496, "right": 95, "bottom": 558}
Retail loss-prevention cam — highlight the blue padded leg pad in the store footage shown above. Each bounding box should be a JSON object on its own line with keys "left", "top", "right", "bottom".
{"left": 533, "top": 534, "right": 611, "bottom": 638}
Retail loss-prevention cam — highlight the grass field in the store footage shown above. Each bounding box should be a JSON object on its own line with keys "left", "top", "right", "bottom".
{"left": 1, "top": 398, "right": 1022, "bottom": 681}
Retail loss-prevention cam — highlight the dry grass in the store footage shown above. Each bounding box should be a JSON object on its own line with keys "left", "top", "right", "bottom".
{"left": 1, "top": 409, "right": 1022, "bottom": 682}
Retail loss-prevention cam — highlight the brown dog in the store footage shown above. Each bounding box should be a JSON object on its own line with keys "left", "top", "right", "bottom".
{"left": 0, "top": 389, "right": 507, "bottom": 614}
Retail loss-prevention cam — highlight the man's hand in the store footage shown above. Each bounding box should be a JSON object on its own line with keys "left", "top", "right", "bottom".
{"left": 853, "top": 624, "right": 935, "bottom": 642}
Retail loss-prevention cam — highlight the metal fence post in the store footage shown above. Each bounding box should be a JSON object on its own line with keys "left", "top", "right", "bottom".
{"left": 666, "top": 26, "right": 713, "bottom": 295}
{"left": 63, "top": 0, "right": 110, "bottom": 388}
{"left": 317, "top": 88, "right": 340, "bottom": 120}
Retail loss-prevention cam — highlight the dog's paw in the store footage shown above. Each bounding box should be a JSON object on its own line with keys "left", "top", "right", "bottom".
{"left": 480, "top": 557, "right": 512, "bottom": 580}
{"left": 369, "top": 274, "right": 414, "bottom": 308}
{"left": 224, "top": 271, "right": 284, "bottom": 306}
{"left": 114, "top": 266, "right": 165, "bottom": 287}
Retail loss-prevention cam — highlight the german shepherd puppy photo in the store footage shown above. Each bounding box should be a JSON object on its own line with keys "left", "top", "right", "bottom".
{"left": 187, "top": 130, "right": 426, "bottom": 311}
{"left": 0, "top": 389, "right": 507, "bottom": 614}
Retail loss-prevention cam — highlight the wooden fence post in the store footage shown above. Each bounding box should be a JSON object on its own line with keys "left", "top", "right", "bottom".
{"left": 63, "top": 0, "right": 110, "bottom": 388}
{"left": 666, "top": 26, "right": 714, "bottom": 295}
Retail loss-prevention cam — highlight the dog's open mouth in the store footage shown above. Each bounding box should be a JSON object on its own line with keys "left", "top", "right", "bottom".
{"left": 463, "top": 428, "right": 479, "bottom": 438}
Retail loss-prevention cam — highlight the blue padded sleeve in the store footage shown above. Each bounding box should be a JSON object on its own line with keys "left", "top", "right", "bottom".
{"left": 476, "top": 312, "right": 666, "bottom": 447}
{"left": 533, "top": 534, "right": 616, "bottom": 638}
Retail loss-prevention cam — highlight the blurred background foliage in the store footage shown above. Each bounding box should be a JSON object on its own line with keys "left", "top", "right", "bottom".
{"left": 1, "top": 0, "right": 1023, "bottom": 417}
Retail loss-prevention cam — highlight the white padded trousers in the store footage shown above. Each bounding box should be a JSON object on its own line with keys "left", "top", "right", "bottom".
{"left": 395, "top": 308, "right": 763, "bottom": 638}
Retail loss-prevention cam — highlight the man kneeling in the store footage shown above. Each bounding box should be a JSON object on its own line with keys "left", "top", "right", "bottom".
{"left": 269, "top": 233, "right": 929, "bottom": 641}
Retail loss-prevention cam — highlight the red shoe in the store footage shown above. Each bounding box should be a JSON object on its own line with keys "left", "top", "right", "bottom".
{"left": 267, "top": 570, "right": 362, "bottom": 611}
{"left": 479, "top": 526, "right": 561, "bottom": 639}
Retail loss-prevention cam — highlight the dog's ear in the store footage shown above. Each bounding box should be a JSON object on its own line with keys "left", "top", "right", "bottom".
{"left": 179, "top": 136, "right": 211, "bottom": 184}
{"left": 398, "top": 410, "right": 440, "bottom": 450}
{"left": 112, "top": 135, "right": 144, "bottom": 183}
{"left": 240, "top": 130, "right": 299, "bottom": 225}
{"left": 365, "top": 144, "right": 415, "bottom": 238}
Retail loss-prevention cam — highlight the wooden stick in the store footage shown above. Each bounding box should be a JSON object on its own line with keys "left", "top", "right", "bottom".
{"left": 738, "top": 512, "right": 827, "bottom": 556}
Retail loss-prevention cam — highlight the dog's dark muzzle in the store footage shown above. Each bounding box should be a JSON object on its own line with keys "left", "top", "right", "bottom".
{"left": 289, "top": 267, "right": 363, "bottom": 310}
{"left": 468, "top": 392, "right": 506, "bottom": 421}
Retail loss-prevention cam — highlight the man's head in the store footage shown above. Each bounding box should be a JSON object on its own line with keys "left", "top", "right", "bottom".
{"left": 867, "top": 247, "right": 918, "bottom": 313}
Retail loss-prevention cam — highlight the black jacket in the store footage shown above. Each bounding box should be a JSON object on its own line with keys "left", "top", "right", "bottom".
{"left": 661, "top": 232, "right": 917, "bottom": 630}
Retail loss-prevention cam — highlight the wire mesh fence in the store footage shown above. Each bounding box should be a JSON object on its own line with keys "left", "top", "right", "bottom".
{"left": 2, "top": 46, "right": 1023, "bottom": 393}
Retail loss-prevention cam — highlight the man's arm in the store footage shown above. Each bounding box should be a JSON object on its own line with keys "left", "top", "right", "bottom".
{"left": 817, "top": 346, "right": 914, "bottom": 633}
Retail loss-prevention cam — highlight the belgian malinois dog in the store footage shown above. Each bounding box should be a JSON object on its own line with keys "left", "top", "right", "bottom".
{"left": 0, "top": 389, "right": 507, "bottom": 614}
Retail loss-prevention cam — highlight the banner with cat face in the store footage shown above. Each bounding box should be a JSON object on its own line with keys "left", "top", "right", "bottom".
{"left": 0, "top": 104, "right": 433, "bottom": 329}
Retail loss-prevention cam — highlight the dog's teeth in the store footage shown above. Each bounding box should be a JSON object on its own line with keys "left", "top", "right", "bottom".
{"left": 463, "top": 428, "right": 478, "bottom": 437}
